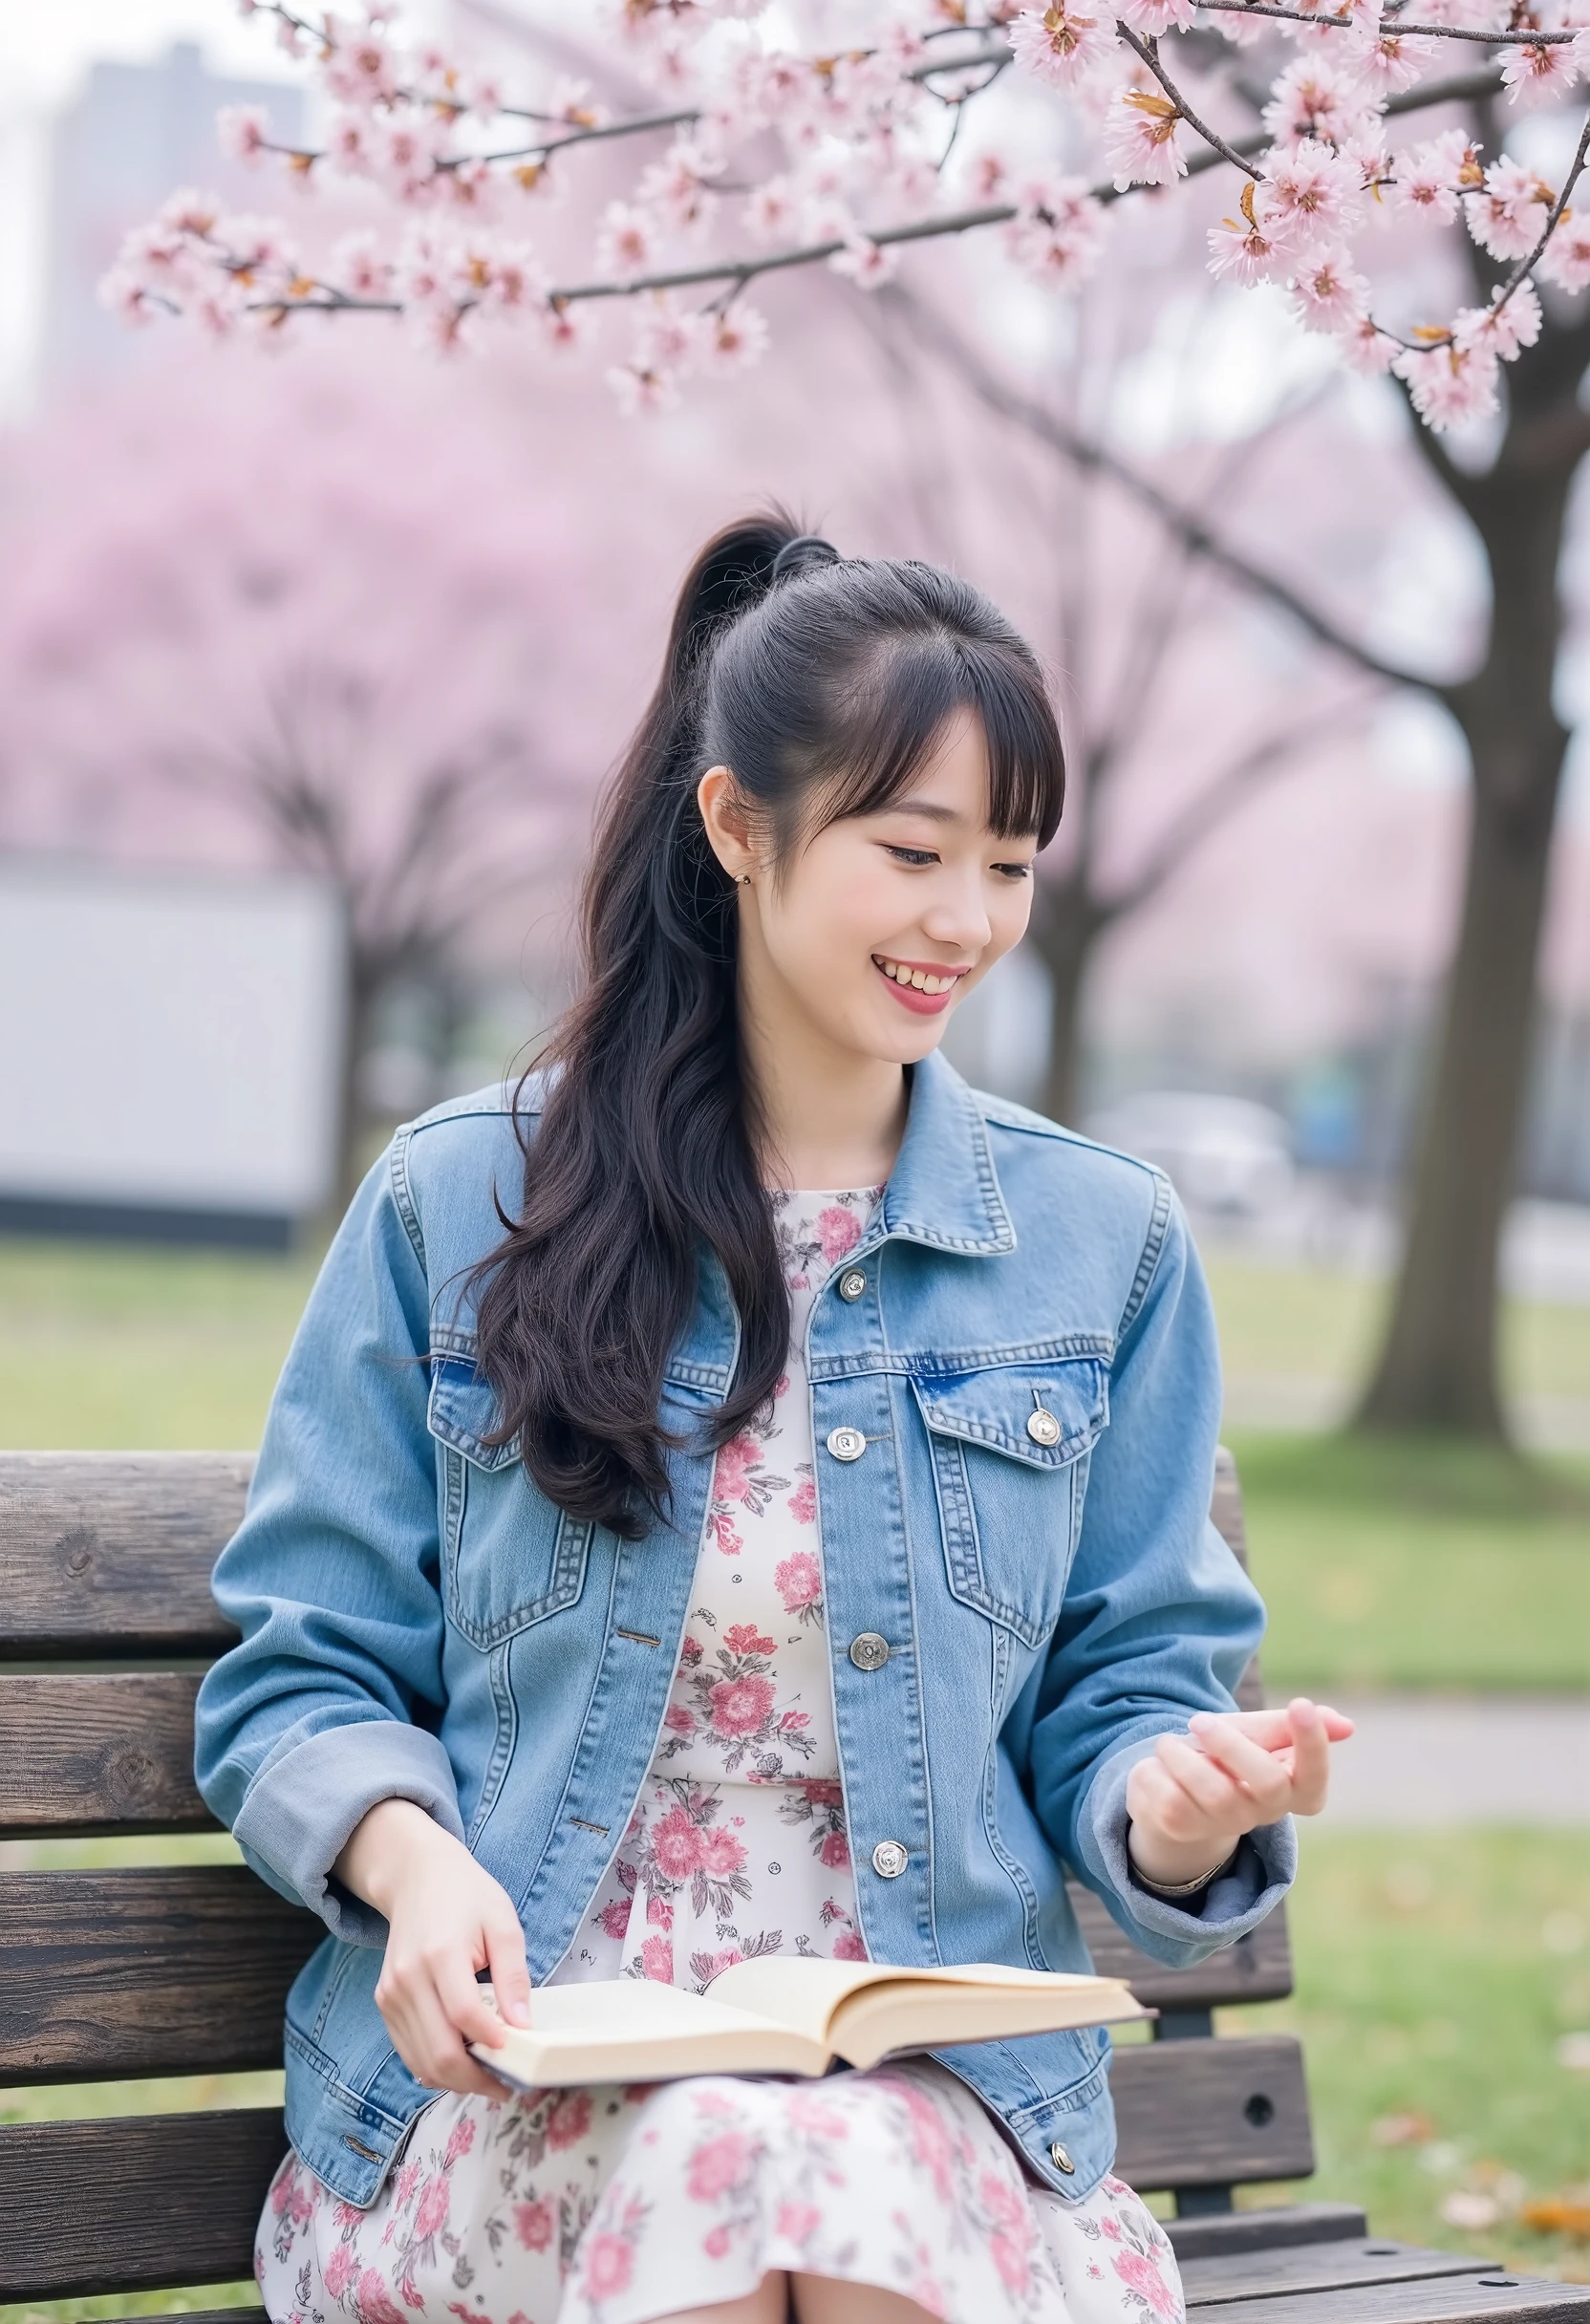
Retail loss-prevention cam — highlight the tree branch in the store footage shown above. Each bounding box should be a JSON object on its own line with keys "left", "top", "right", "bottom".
{"left": 879, "top": 286, "right": 1441, "bottom": 694}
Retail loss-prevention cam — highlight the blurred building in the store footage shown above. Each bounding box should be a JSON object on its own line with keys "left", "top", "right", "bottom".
{"left": 41, "top": 40, "right": 302, "bottom": 387}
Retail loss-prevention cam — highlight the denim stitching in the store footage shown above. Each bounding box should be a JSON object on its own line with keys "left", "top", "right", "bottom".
{"left": 1118, "top": 1166, "right": 1174, "bottom": 1340}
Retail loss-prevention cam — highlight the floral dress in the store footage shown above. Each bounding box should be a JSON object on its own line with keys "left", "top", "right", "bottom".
{"left": 257, "top": 1190, "right": 1185, "bottom": 2324}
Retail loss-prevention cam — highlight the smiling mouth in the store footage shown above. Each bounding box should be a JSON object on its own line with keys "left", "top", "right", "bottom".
{"left": 872, "top": 955, "right": 964, "bottom": 995}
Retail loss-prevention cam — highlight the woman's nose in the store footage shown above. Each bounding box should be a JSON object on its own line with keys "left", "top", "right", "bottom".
{"left": 922, "top": 878, "right": 992, "bottom": 954}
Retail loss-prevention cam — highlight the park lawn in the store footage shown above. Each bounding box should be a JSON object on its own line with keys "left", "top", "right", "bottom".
{"left": 1, "top": 1828, "right": 1586, "bottom": 2324}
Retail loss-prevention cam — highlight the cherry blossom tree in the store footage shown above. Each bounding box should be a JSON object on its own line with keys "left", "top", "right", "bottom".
{"left": 98, "top": 0, "right": 1590, "bottom": 1433}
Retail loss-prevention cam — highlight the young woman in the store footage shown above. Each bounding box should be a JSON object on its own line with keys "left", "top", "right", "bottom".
{"left": 197, "top": 517, "right": 1349, "bottom": 2324}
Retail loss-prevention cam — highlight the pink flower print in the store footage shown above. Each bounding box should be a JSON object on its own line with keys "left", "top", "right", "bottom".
{"left": 443, "top": 2113, "right": 476, "bottom": 2163}
{"left": 703, "top": 2223, "right": 733, "bottom": 2259}
{"left": 333, "top": 2200, "right": 365, "bottom": 2234}
{"left": 713, "top": 1435, "right": 761, "bottom": 1503}
{"left": 775, "top": 1371, "right": 790, "bottom": 1398}
{"left": 819, "top": 1829, "right": 851, "bottom": 1869}
{"left": 514, "top": 2197, "right": 554, "bottom": 2251}
{"left": 394, "top": 2156, "right": 423, "bottom": 2207}
{"left": 723, "top": 1624, "right": 775, "bottom": 1655}
{"left": 991, "top": 2228, "right": 1033, "bottom": 2293}
{"left": 833, "top": 1928, "right": 869, "bottom": 1960}
{"left": 646, "top": 1892, "right": 674, "bottom": 1928}
{"left": 779, "top": 1710, "right": 810, "bottom": 1732}
{"left": 598, "top": 1896, "right": 631, "bottom": 1940}
{"left": 693, "top": 1947, "right": 743, "bottom": 1983}
{"left": 355, "top": 2268, "right": 408, "bottom": 2324}
{"left": 323, "top": 2243, "right": 357, "bottom": 2298}
{"left": 580, "top": 2232, "right": 634, "bottom": 2301}
{"left": 775, "top": 1549, "right": 821, "bottom": 1608}
{"left": 687, "top": 2129, "right": 752, "bottom": 2202}
{"left": 640, "top": 1931, "right": 675, "bottom": 1983}
{"left": 680, "top": 1635, "right": 703, "bottom": 1665}
{"left": 816, "top": 1204, "right": 862, "bottom": 1262}
{"left": 664, "top": 1704, "right": 694, "bottom": 1735}
{"left": 776, "top": 2199, "right": 822, "bottom": 2246}
{"left": 898, "top": 2079, "right": 956, "bottom": 2204}
{"left": 708, "top": 1672, "right": 777, "bottom": 1736}
{"left": 414, "top": 2175, "right": 449, "bottom": 2239}
{"left": 706, "top": 1511, "right": 742, "bottom": 1557}
{"left": 699, "top": 1825, "right": 746, "bottom": 1875}
{"left": 979, "top": 2168, "right": 1028, "bottom": 2233}
{"left": 398, "top": 2274, "right": 423, "bottom": 2310}
{"left": 785, "top": 1479, "right": 817, "bottom": 1526}
{"left": 1113, "top": 2249, "right": 1181, "bottom": 2317}
{"left": 787, "top": 2091, "right": 849, "bottom": 2138}
{"left": 547, "top": 2089, "right": 593, "bottom": 2148}
{"left": 1101, "top": 2215, "right": 1123, "bottom": 2240}
{"left": 652, "top": 1803, "right": 706, "bottom": 1877}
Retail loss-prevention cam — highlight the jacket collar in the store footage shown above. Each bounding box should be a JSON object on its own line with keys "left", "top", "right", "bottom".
{"left": 877, "top": 1048, "right": 1016, "bottom": 1258}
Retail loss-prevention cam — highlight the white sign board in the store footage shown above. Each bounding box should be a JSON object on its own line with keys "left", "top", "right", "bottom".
{"left": 0, "top": 859, "right": 347, "bottom": 1236}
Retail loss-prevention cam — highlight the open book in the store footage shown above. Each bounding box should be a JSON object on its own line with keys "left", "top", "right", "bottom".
{"left": 472, "top": 1958, "right": 1148, "bottom": 2090}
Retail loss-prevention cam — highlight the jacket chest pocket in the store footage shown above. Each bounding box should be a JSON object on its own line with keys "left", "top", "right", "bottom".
{"left": 427, "top": 1357, "right": 591, "bottom": 1648}
{"left": 913, "top": 1358, "right": 1109, "bottom": 1648}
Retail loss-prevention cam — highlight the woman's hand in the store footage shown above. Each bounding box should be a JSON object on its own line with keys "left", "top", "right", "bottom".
{"left": 1125, "top": 1697, "right": 1354, "bottom": 1893}
{"left": 333, "top": 1797, "right": 532, "bottom": 2097}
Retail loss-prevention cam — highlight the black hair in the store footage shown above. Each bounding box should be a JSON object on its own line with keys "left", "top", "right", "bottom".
{"left": 469, "top": 511, "right": 1064, "bottom": 1538}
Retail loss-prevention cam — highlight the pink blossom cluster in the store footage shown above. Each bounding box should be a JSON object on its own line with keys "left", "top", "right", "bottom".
{"left": 105, "top": 0, "right": 1590, "bottom": 430}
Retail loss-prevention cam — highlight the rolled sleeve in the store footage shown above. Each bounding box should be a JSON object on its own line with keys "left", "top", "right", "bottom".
{"left": 1075, "top": 1736, "right": 1297, "bottom": 1966}
{"left": 234, "top": 1717, "right": 465, "bottom": 1947}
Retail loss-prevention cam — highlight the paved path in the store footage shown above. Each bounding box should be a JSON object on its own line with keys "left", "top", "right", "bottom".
{"left": 1318, "top": 1695, "right": 1590, "bottom": 1825}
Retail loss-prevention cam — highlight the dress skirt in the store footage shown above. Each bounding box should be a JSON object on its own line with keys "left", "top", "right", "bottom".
{"left": 257, "top": 2060, "right": 1184, "bottom": 2324}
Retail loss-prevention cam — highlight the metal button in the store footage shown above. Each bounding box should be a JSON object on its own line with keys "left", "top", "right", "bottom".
{"left": 871, "top": 1840, "right": 909, "bottom": 1879}
{"left": 1026, "top": 1407, "right": 1063, "bottom": 1448}
{"left": 827, "top": 1426, "right": 868, "bottom": 1463}
{"left": 1049, "top": 2141, "right": 1076, "bottom": 2175}
{"left": 837, "top": 1268, "right": 867, "bottom": 1302}
{"left": 849, "top": 1631, "right": 891, "bottom": 1671}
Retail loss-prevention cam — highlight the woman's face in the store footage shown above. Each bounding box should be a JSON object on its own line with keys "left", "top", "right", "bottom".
{"left": 702, "top": 708, "right": 1041, "bottom": 1070}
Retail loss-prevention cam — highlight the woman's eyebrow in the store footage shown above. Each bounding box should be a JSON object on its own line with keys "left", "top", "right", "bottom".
{"left": 878, "top": 798, "right": 961, "bottom": 824}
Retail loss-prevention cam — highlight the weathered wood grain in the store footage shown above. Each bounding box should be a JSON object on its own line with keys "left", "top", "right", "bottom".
{"left": 1068, "top": 1881, "right": 1293, "bottom": 2010}
{"left": 1112, "top": 2034, "right": 1315, "bottom": 2191}
{"left": 0, "top": 1672, "right": 211, "bottom": 1836}
{"left": 0, "top": 1452, "right": 250, "bottom": 1656}
{"left": 1189, "top": 2275, "right": 1590, "bottom": 2324}
{"left": 0, "top": 1867, "right": 321, "bottom": 2081}
{"left": 1170, "top": 2207, "right": 1369, "bottom": 2261}
{"left": 1184, "top": 2240, "right": 1496, "bottom": 2307}
{"left": 0, "top": 2108, "right": 286, "bottom": 2299}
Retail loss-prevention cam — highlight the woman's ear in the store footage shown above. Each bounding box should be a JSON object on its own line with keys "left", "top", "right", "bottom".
{"left": 697, "top": 765, "right": 761, "bottom": 883}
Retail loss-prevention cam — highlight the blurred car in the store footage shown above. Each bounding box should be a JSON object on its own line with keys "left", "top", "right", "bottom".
{"left": 1082, "top": 1090, "right": 1295, "bottom": 1217}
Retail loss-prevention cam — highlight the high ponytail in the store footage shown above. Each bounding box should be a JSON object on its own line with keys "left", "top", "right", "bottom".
{"left": 470, "top": 511, "right": 1064, "bottom": 1539}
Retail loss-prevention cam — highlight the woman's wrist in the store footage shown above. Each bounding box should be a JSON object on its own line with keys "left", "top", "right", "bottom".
{"left": 1125, "top": 1823, "right": 1240, "bottom": 1897}
{"left": 333, "top": 1797, "right": 454, "bottom": 1916}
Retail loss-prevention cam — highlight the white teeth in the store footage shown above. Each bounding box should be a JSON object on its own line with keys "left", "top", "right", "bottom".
{"left": 876, "top": 958, "right": 956, "bottom": 994}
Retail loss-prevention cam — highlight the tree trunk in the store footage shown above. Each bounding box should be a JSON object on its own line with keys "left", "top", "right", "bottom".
{"left": 1029, "top": 885, "right": 1105, "bottom": 1129}
{"left": 1357, "top": 444, "right": 1577, "bottom": 1435}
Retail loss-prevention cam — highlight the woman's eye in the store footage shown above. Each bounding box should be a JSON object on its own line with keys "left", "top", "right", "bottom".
{"left": 994, "top": 862, "right": 1033, "bottom": 881}
{"left": 884, "top": 846, "right": 939, "bottom": 868}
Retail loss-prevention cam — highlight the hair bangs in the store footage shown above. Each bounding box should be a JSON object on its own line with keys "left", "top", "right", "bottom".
{"left": 793, "top": 631, "right": 1064, "bottom": 850}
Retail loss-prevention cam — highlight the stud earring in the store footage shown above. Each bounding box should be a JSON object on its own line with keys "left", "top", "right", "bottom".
{"left": 739, "top": 873, "right": 753, "bottom": 887}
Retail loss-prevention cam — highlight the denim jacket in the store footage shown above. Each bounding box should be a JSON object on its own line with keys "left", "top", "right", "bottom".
{"left": 195, "top": 1047, "right": 1294, "bottom": 2210}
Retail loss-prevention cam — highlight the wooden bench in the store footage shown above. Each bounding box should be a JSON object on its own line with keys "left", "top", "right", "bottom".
{"left": 1, "top": 1445, "right": 1583, "bottom": 2324}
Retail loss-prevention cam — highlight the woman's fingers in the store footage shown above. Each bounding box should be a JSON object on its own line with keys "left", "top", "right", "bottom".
{"left": 1155, "top": 1732, "right": 1244, "bottom": 1826}
{"left": 480, "top": 1907, "right": 532, "bottom": 2036}
{"left": 1284, "top": 1697, "right": 1333, "bottom": 1815}
{"left": 1187, "top": 1719, "right": 1293, "bottom": 1817}
{"left": 435, "top": 1946, "right": 516, "bottom": 2057}
{"left": 382, "top": 1969, "right": 500, "bottom": 2097}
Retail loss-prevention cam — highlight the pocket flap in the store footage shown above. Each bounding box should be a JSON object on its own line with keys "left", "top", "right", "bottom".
{"left": 913, "top": 1358, "right": 1108, "bottom": 1468}
{"left": 427, "top": 1356, "right": 521, "bottom": 1472}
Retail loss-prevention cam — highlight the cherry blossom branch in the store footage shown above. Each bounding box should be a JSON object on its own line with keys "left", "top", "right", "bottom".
{"left": 1492, "top": 105, "right": 1590, "bottom": 312}
{"left": 1196, "top": 1, "right": 1585, "bottom": 40}
{"left": 1117, "top": 25, "right": 1264, "bottom": 182}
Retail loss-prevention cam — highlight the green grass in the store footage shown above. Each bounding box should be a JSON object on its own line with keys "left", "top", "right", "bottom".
{"left": 1236, "top": 1827, "right": 1590, "bottom": 2282}
{"left": 1231, "top": 1430, "right": 1590, "bottom": 1693}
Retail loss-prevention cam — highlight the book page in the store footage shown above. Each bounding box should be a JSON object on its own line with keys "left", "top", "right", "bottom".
{"left": 470, "top": 1978, "right": 831, "bottom": 2090}
{"left": 828, "top": 1973, "right": 1147, "bottom": 2072}
{"left": 708, "top": 1957, "right": 1142, "bottom": 2050}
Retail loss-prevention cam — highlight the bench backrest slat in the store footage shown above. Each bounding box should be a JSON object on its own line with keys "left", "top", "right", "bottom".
{"left": 0, "top": 1452, "right": 250, "bottom": 1657}
{"left": 0, "top": 1671, "right": 211, "bottom": 1836}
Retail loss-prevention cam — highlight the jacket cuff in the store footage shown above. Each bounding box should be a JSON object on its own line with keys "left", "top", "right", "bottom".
{"left": 1076, "top": 1734, "right": 1297, "bottom": 1968}
{"left": 232, "top": 1717, "right": 466, "bottom": 1947}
